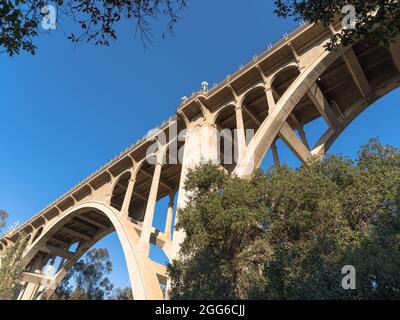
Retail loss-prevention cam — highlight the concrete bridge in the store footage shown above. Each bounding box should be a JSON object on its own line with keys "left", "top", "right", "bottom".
{"left": 1, "top": 21, "right": 399, "bottom": 300}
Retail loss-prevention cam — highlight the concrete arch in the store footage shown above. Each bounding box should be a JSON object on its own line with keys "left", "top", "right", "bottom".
{"left": 234, "top": 46, "right": 345, "bottom": 177}
{"left": 31, "top": 226, "right": 44, "bottom": 243}
{"left": 238, "top": 83, "right": 266, "bottom": 106}
{"left": 311, "top": 81, "right": 400, "bottom": 158}
{"left": 211, "top": 103, "right": 236, "bottom": 125}
{"left": 108, "top": 169, "right": 131, "bottom": 198}
{"left": 268, "top": 62, "right": 300, "bottom": 89}
{"left": 110, "top": 171, "right": 132, "bottom": 211}
{"left": 22, "top": 201, "right": 164, "bottom": 300}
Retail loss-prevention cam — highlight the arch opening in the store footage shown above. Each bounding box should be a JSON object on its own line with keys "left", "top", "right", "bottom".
{"left": 242, "top": 87, "right": 269, "bottom": 136}
{"left": 214, "top": 105, "right": 238, "bottom": 174}
{"left": 20, "top": 204, "right": 166, "bottom": 300}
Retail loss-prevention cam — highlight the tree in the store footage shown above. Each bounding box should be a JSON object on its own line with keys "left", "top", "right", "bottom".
{"left": 52, "top": 248, "right": 114, "bottom": 300}
{"left": 0, "top": 210, "right": 7, "bottom": 230}
{"left": 274, "top": 0, "right": 400, "bottom": 50}
{"left": 3, "top": 1, "right": 400, "bottom": 57}
{"left": 110, "top": 287, "right": 133, "bottom": 300}
{"left": 0, "top": 234, "right": 28, "bottom": 300}
{"left": 0, "top": 210, "right": 27, "bottom": 300}
{"left": 0, "top": 0, "right": 186, "bottom": 56}
{"left": 168, "top": 139, "right": 400, "bottom": 299}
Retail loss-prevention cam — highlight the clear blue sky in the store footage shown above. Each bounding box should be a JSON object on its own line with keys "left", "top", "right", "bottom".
{"left": 1, "top": 0, "right": 399, "bottom": 290}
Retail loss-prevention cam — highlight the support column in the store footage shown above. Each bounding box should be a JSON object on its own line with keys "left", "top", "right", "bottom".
{"left": 171, "top": 122, "right": 218, "bottom": 258}
{"left": 105, "top": 192, "right": 113, "bottom": 205}
{"left": 104, "top": 176, "right": 116, "bottom": 205}
{"left": 121, "top": 177, "right": 136, "bottom": 218}
{"left": 19, "top": 257, "right": 43, "bottom": 300}
{"left": 265, "top": 87, "right": 276, "bottom": 112}
{"left": 235, "top": 104, "right": 247, "bottom": 162}
{"left": 164, "top": 193, "right": 175, "bottom": 240}
{"left": 271, "top": 141, "right": 280, "bottom": 168}
{"left": 298, "top": 126, "right": 309, "bottom": 149}
{"left": 139, "top": 162, "right": 162, "bottom": 255}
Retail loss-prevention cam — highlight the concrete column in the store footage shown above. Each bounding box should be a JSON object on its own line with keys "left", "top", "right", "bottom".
{"left": 19, "top": 257, "right": 43, "bottom": 300}
{"left": 265, "top": 87, "right": 276, "bottom": 112}
{"left": 105, "top": 192, "right": 113, "bottom": 205}
{"left": 298, "top": 126, "right": 309, "bottom": 149}
{"left": 121, "top": 177, "right": 136, "bottom": 218}
{"left": 104, "top": 177, "right": 116, "bottom": 205}
{"left": 171, "top": 122, "right": 218, "bottom": 258}
{"left": 271, "top": 141, "right": 280, "bottom": 168}
{"left": 139, "top": 162, "right": 162, "bottom": 255}
{"left": 235, "top": 104, "right": 247, "bottom": 162}
{"left": 164, "top": 194, "right": 175, "bottom": 240}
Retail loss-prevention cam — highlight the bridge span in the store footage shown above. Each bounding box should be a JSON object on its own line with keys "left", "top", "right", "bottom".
{"left": 1, "top": 21, "right": 400, "bottom": 300}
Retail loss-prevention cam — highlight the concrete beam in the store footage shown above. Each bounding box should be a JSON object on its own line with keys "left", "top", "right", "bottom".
{"left": 22, "top": 272, "right": 54, "bottom": 286}
{"left": 48, "top": 238, "right": 70, "bottom": 247}
{"left": 308, "top": 83, "right": 342, "bottom": 130}
{"left": 279, "top": 122, "right": 313, "bottom": 164}
{"left": 61, "top": 226, "right": 91, "bottom": 241}
{"left": 76, "top": 215, "right": 108, "bottom": 229}
{"left": 41, "top": 245, "right": 74, "bottom": 260}
{"left": 343, "top": 48, "right": 372, "bottom": 98}
{"left": 141, "top": 169, "right": 175, "bottom": 192}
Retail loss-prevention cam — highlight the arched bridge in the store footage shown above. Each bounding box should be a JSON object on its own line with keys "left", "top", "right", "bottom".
{"left": 1, "top": 21, "right": 399, "bottom": 300}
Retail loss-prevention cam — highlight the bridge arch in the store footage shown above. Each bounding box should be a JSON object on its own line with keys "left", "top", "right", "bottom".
{"left": 238, "top": 83, "right": 266, "bottom": 106}
{"left": 20, "top": 201, "right": 164, "bottom": 300}
{"left": 235, "top": 39, "right": 400, "bottom": 176}
{"left": 212, "top": 103, "right": 236, "bottom": 124}
{"left": 110, "top": 171, "right": 132, "bottom": 211}
{"left": 270, "top": 65, "right": 301, "bottom": 100}
{"left": 234, "top": 45, "right": 345, "bottom": 177}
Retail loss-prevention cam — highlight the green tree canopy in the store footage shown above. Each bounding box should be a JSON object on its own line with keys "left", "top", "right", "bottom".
{"left": 274, "top": 0, "right": 400, "bottom": 49}
{"left": 52, "top": 248, "right": 113, "bottom": 300}
{"left": 0, "top": 210, "right": 7, "bottom": 230}
{"left": 0, "top": 0, "right": 186, "bottom": 56}
{"left": 110, "top": 287, "right": 133, "bottom": 300}
{"left": 0, "top": 233, "right": 28, "bottom": 300}
{"left": 2, "top": 1, "right": 399, "bottom": 56}
{"left": 168, "top": 139, "right": 400, "bottom": 299}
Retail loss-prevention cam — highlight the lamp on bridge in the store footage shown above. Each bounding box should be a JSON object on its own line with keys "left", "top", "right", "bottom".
{"left": 201, "top": 81, "right": 209, "bottom": 92}
{"left": 181, "top": 96, "right": 188, "bottom": 104}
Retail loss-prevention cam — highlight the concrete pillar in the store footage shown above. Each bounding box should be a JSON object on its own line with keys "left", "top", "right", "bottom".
{"left": 121, "top": 177, "right": 136, "bottom": 218}
{"left": 105, "top": 192, "right": 113, "bottom": 205}
{"left": 171, "top": 121, "right": 218, "bottom": 258}
{"left": 139, "top": 162, "right": 162, "bottom": 255}
{"left": 271, "top": 141, "right": 280, "bottom": 168}
{"left": 19, "top": 257, "right": 43, "bottom": 300}
{"left": 298, "top": 126, "right": 309, "bottom": 149}
{"left": 265, "top": 87, "right": 276, "bottom": 111}
{"left": 164, "top": 194, "right": 175, "bottom": 240}
{"left": 235, "top": 104, "right": 247, "bottom": 162}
